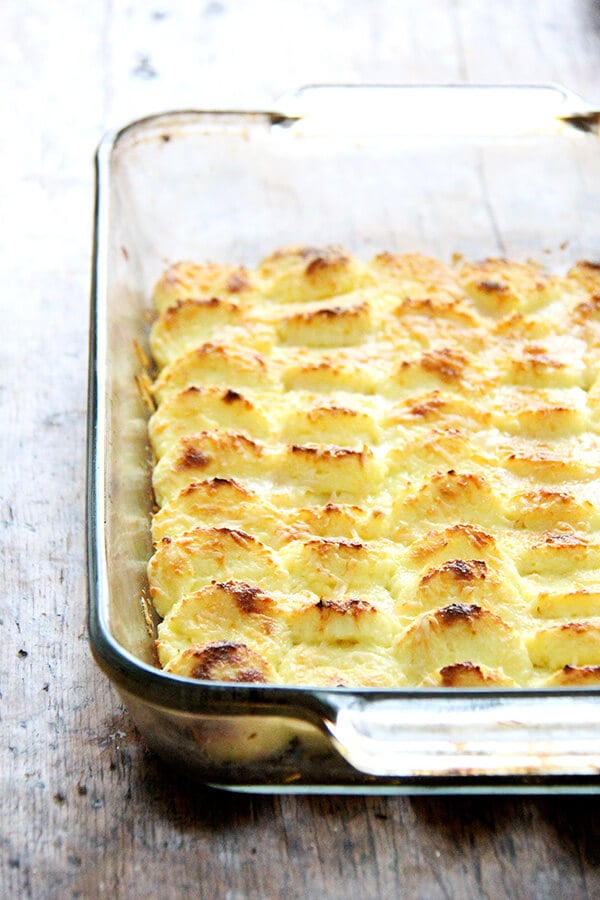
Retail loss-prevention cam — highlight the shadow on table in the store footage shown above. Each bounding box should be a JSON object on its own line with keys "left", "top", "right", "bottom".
{"left": 135, "top": 743, "right": 600, "bottom": 863}
{"left": 101, "top": 695, "right": 599, "bottom": 891}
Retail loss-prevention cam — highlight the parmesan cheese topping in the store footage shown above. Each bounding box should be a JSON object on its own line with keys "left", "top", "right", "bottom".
{"left": 147, "top": 247, "right": 600, "bottom": 688}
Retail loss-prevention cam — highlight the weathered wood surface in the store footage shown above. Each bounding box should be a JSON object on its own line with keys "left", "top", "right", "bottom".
{"left": 2, "top": 1, "right": 600, "bottom": 897}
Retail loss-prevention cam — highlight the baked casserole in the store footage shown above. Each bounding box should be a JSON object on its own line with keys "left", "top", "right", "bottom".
{"left": 145, "top": 245, "right": 600, "bottom": 689}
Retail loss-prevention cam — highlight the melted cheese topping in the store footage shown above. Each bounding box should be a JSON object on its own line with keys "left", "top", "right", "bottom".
{"left": 147, "top": 247, "right": 600, "bottom": 688}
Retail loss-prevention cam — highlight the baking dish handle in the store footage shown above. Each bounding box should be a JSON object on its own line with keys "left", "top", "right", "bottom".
{"left": 275, "top": 83, "right": 599, "bottom": 137}
{"left": 318, "top": 692, "right": 600, "bottom": 778}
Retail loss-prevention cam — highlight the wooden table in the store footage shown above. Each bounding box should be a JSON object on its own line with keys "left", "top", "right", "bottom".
{"left": 2, "top": 1, "right": 600, "bottom": 897}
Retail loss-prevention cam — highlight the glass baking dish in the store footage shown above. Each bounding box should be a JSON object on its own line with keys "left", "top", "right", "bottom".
{"left": 88, "top": 84, "right": 600, "bottom": 793}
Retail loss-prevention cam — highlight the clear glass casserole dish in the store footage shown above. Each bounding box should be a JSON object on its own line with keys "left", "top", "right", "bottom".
{"left": 88, "top": 84, "right": 600, "bottom": 793}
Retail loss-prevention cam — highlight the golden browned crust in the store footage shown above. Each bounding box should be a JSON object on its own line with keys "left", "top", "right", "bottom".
{"left": 147, "top": 247, "right": 600, "bottom": 687}
{"left": 166, "top": 642, "right": 274, "bottom": 683}
{"left": 422, "top": 661, "right": 516, "bottom": 688}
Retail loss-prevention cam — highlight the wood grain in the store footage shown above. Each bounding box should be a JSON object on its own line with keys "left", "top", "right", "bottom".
{"left": 1, "top": 1, "right": 600, "bottom": 897}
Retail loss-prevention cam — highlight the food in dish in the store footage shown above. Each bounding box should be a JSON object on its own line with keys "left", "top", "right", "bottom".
{"left": 145, "top": 246, "right": 600, "bottom": 688}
